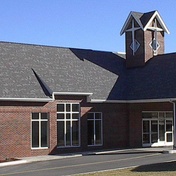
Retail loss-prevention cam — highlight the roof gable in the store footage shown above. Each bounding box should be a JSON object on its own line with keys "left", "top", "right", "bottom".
{"left": 120, "top": 10, "right": 170, "bottom": 35}
{"left": 120, "top": 11, "right": 143, "bottom": 35}
{"left": 143, "top": 11, "right": 170, "bottom": 33}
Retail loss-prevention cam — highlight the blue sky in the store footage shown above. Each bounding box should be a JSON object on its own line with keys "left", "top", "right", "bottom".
{"left": 0, "top": 0, "right": 175, "bottom": 53}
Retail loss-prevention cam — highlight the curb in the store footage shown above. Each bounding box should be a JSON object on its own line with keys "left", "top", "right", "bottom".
{"left": 163, "top": 150, "right": 176, "bottom": 154}
{"left": 0, "top": 160, "right": 27, "bottom": 167}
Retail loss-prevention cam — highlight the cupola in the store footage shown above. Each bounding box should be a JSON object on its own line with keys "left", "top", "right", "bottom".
{"left": 120, "top": 11, "right": 170, "bottom": 68}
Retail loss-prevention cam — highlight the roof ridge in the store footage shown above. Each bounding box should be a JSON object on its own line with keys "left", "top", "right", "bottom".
{"left": 0, "top": 40, "right": 115, "bottom": 53}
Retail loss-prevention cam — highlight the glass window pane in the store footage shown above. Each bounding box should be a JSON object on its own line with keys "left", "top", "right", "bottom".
{"left": 159, "top": 112, "right": 165, "bottom": 118}
{"left": 72, "top": 114, "right": 79, "bottom": 120}
{"left": 72, "top": 104, "right": 79, "bottom": 112}
{"left": 57, "top": 121, "right": 64, "bottom": 146}
{"left": 166, "top": 112, "right": 173, "bottom": 118}
{"left": 95, "top": 120, "right": 102, "bottom": 144}
{"left": 87, "top": 121, "right": 94, "bottom": 145}
{"left": 159, "top": 120, "right": 165, "bottom": 141}
{"left": 151, "top": 133, "right": 158, "bottom": 143}
{"left": 72, "top": 121, "right": 79, "bottom": 146}
{"left": 32, "top": 121, "right": 39, "bottom": 147}
{"left": 143, "top": 134, "right": 150, "bottom": 144}
{"left": 57, "top": 113, "right": 64, "bottom": 119}
{"left": 66, "top": 114, "right": 70, "bottom": 119}
{"left": 57, "top": 104, "right": 64, "bottom": 112}
{"left": 142, "top": 112, "right": 158, "bottom": 119}
{"left": 95, "top": 113, "right": 101, "bottom": 119}
{"left": 66, "top": 122, "right": 71, "bottom": 145}
{"left": 143, "top": 121, "right": 149, "bottom": 133}
{"left": 41, "top": 113, "right": 48, "bottom": 119}
{"left": 166, "top": 120, "right": 172, "bottom": 131}
{"left": 41, "top": 121, "right": 48, "bottom": 147}
{"left": 66, "top": 104, "right": 70, "bottom": 112}
{"left": 32, "top": 113, "right": 39, "bottom": 119}
{"left": 151, "top": 120, "right": 158, "bottom": 133}
{"left": 87, "top": 113, "right": 94, "bottom": 120}
{"left": 166, "top": 133, "right": 172, "bottom": 142}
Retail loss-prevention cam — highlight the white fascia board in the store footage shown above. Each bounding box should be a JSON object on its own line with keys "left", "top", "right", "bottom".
{"left": 144, "top": 11, "right": 170, "bottom": 34}
{"left": 90, "top": 98, "right": 176, "bottom": 103}
{"left": 0, "top": 98, "right": 52, "bottom": 102}
{"left": 120, "top": 11, "right": 143, "bottom": 36}
{"left": 52, "top": 92, "right": 93, "bottom": 99}
{"left": 120, "top": 11, "right": 133, "bottom": 35}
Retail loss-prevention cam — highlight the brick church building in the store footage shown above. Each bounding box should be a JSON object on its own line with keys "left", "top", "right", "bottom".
{"left": 0, "top": 10, "right": 176, "bottom": 160}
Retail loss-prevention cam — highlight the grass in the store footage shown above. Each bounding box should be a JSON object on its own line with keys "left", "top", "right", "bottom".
{"left": 77, "top": 161, "right": 176, "bottom": 176}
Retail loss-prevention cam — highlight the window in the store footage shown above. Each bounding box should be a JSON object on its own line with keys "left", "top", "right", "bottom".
{"left": 57, "top": 103, "right": 80, "bottom": 147}
{"left": 87, "top": 112, "right": 102, "bottom": 146}
{"left": 31, "top": 113, "right": 49, "bottom": 148}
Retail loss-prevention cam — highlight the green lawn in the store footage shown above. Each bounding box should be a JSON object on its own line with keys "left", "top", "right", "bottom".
{"left": 77, "top": 161, "right": 176, "bottom": 176}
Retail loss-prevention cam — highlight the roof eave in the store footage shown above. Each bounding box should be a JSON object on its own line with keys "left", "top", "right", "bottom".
{"left": 120, "top": 11, "right": 143, "bottom": 35}
{"left": 90, "top": 98, "right": 176, "bottom": 103}
{"left": 0, "top": 98, "right": 52, "bottom": 102}
{"left": 143, "top": 11, "right": 170, "bottom": 34}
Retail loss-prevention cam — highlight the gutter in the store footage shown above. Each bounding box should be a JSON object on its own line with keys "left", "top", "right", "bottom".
{"left": 90, "top": 98, "right": 176, "bottom": 103}
{"left": 0, "top": 98, "right": 52, "bottom": 102}
{"left": 0, "top": 92, "right": 93, "bottom": 102}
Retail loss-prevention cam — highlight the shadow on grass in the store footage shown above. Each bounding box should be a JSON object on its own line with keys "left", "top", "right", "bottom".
{"left": 132, "top": 161, "right": 176, "bottom": 172}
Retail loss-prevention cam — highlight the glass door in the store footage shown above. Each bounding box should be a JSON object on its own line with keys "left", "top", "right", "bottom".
{"left": 142, "top": 112, "right": 173, "bottom": 147}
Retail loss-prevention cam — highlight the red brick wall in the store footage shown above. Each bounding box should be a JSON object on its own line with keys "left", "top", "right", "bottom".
{"left": 0, "top": 97, "right": 172, "bottom": 160}
{"left": 0, "top": 97, "right": 130, "bottom": 160}
{"left": 0, "top": 101, "right": 58, "bottom": 160}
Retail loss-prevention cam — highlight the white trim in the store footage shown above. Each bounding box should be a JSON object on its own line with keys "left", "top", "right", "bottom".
{"left": 53, "top": 92, "right": 93, "bottom": 96}
{"left": 90, "top": 98, "right": 176, "bottom": 103}
{"left": 143, "top": 11, "right": 170, "bottom": 34}
{"left": 120, "top": 11, "right": 143, "bottom": 35}
{"left": 0, "top": 92, "right": 93, "bottom": 102}
{"left": 0, "top": 98, "right": 52, "bottom": 102}
{"left": 117, "top": 52, "right": 126, "bottom": 55}
{"left": 120, "top": 11, "right": 170, "bottom": 35}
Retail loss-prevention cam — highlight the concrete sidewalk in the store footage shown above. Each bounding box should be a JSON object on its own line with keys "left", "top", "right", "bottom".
{"left": 0, "top": 147, "right": 174, "bottom": 167}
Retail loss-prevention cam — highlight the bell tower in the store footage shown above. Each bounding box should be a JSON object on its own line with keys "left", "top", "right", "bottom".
{"left": 120, "top": 11, "right": 170, "bottom": 68}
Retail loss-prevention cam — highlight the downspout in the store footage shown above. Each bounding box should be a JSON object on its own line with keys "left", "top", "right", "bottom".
{"left": 170, "top": 101, "right": 176, "bottom": 149}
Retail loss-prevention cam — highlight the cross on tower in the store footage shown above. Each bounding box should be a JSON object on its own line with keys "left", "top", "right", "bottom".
{"left": 148, "top": 19, "right": 163, "bottom": 55}
{"left": 126, "top": 19, "right": 140, "bottom": 55}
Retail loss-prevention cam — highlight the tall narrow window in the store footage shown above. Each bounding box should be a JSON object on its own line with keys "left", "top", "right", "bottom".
{"left": 31, "top": 113, "right": 49, "bottom": 148}
{"left": 57, "top": 103, "right": 80, "bottom": 147}
{"left": 87, "top": 112, "right": 102, "bottom": 146}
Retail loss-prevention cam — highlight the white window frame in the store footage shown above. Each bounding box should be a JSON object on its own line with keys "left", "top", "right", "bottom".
{"left": 57, "top": 103, "right": 80, "bottom": 148}
{"left": 31, "top": 112, "right": 49, "bottom": 149}
{"left": 87, "top": 112, "right": 103, "bottom": 146}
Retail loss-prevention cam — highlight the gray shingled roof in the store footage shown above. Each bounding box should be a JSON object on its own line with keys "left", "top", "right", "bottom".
{"left": 1, "top": 41, "right": 176, "bottom": 101}
{"left": 0, "top": 42, "right": 126, "bottom": 100}
{"left": 126, "top": 53, "right": 176, "bottom": 100}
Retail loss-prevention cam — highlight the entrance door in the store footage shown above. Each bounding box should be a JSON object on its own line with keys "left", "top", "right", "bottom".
{"left": 142, "top": 112, "right": 173, "bottom": 147}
